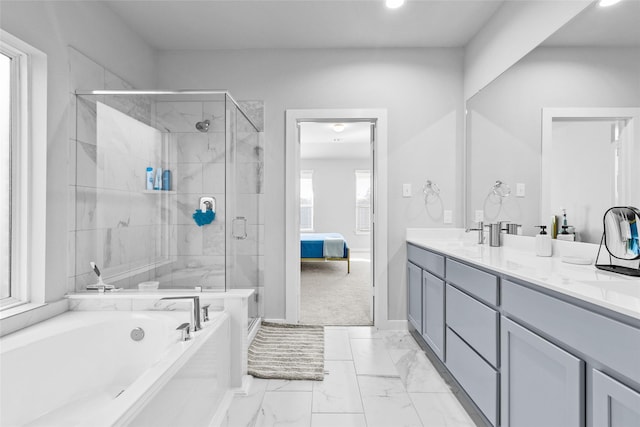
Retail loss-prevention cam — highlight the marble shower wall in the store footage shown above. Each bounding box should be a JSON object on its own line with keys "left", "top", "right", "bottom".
{"left": 69, "top": 47, "right": 159, "bottom": 292}
{"left": 69, "top": 47, "right": 264, "bottom": 298}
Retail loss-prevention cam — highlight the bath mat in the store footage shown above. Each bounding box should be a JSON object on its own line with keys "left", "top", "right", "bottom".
{"left": 247, "top": 322, "right": 325, "bottom": 381}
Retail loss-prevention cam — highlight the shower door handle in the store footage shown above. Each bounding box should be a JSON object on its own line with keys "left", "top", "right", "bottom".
{"left": 232, "top": 216, "right": 248, "bottom": 240}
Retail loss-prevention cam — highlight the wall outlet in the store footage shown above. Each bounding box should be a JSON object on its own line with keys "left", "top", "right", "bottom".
{"left": 475, "top": 210, "right": 484, "bottom": 222}
{"left": 516, "top": 183, "right": 526, "bottom": 197}
{"left": 443, "top": 210, "right": 453, "bottom": 224}
{"left": 402, "top": 183, "right": 412, "bottom": 198}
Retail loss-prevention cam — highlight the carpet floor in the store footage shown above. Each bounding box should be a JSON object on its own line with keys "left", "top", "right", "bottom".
{"left": 299, "top": 253, "right": 372, "bottom": 326}
{"left": 247, "top": 322, "right": 325, "bottom": 381}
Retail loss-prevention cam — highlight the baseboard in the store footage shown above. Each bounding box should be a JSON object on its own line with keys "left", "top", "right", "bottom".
{"left": 375, "top": 319, "right": 408, "bottom": 330}
{"left": 263, "top": 318, "right": 288, "bottom": 324}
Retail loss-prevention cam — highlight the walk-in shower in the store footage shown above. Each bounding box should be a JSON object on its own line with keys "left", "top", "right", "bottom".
{"left": 71, "top": 90, "right": 263, "bottom": 323}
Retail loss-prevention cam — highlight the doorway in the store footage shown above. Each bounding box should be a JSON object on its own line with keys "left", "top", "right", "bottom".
{"left": 298, "top": 120, "right": 374, "bottom": 325}
{"left": 285, "top": 109, "right": 389, "bottom": 327}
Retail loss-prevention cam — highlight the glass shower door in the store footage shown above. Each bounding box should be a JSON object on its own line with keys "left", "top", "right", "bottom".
{"left": 225, "top": 95, "right": 262, "bottom": 328}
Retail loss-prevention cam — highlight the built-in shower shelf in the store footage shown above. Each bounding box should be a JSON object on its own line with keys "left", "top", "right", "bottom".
{"left": 143, "top": 190, "right": 176, "bottom": 195}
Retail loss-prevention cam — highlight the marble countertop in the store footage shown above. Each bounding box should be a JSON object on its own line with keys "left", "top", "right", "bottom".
{"left": 406, "top": 228, "right": 640, "bottom": 322}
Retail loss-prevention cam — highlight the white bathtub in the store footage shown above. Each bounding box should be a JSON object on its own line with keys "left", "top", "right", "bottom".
{"left": 0, "top": 310, "right": 231, "bottom": 427}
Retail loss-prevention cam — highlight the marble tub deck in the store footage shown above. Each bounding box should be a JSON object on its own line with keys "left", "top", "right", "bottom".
{"left": 223, "top": 327, "right": 480, "bottom": 427}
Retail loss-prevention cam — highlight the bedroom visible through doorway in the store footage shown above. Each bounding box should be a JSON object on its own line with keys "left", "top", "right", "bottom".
{"left": 298, "top": 120, "right": 374, "bottom": 325}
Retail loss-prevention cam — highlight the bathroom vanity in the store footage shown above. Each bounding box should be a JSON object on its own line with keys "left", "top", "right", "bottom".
{"left": 406, "top": 229, "right": 640, "bottom": 427}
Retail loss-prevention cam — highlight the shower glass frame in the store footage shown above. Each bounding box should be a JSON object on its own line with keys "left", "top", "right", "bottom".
{"left": 72, "top": 90, "right": 262, "bottom": 317}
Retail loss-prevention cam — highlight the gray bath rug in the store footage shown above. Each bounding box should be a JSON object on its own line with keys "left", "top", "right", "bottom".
{"left": 247, "top": 322, "right": 325, "bottom": 381}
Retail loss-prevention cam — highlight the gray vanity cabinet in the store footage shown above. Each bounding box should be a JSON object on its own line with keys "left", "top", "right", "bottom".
{"left": 592, "top": 369, "right": 640, "bottom": 427}
{"left": 407, "top": 243, "right": 446, "bottom": 360}
{"left": 407, "top": 240, "right": 640, "bottom": 427}
{"left": 501, "top": 317, "right": 584, "bottom": 427}
{"left": 407, "top": 261, "right": 422, "bottom": 333}
{"left": 422, "top": 270, "right": 445, "bottom": 360}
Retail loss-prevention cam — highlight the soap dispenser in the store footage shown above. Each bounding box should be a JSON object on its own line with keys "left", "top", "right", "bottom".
{"left": 535, "top": 226, "right": 552, "bottom": 257}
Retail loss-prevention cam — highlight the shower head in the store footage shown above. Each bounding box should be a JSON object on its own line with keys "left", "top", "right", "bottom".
{"left": 195, "top": 119, "right": 210, "bottom": 133}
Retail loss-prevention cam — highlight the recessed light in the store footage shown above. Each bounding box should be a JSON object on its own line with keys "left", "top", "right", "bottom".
{"left": 599, "top": 0, "right": 622, "bottom": 7}
{"left": 386, "top": 0, "right": 405, "bottom": 9}
{"left": 332, "top": 123, "right": 345, "bottom": 133}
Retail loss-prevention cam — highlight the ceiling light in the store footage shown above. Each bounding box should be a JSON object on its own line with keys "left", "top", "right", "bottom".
{"left": 386, "top": 0, "right": 405, "bottom": 9}
{"left": 332, "top": 123, "right": 345, "bottom": 133}
{"left": 599, "top": 0, "right": 622, "bottom": 7}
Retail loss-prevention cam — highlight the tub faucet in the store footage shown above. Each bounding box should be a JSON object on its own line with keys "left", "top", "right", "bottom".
{"left": 466, "top": 221, "right": 484, "bottom": 244}
{"left": 160, "top": 296, "right": 202, "bottom": 331}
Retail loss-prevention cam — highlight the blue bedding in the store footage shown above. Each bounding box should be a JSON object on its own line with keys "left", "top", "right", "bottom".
{"left": 301, "top": 233, "right": 348, "bottom": 258}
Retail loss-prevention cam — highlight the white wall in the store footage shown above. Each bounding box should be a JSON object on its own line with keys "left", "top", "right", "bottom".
{"left": 301, "top": 158, "right": 371, "bottom": 251}
{"left": 467, "top": 47, "right": 640, "bottom": 237}
{"left": 464, "top": 0, "right": 590, "bottom": 100}
{"left": 0, "top": 2, "right": 156, "bottom": 308}
{"left": 157, "top": 48, "right": 465, "bottom": 320}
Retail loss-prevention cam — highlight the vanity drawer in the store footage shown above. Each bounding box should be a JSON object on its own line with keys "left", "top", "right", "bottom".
{"left": 502, "top": 279, "right": 640, "bottom": 383}
{"left": 446, "top": 258, "right": 499, "bottom": 307}
{"left": 446, "top": 327, "right": 499, "bottom": 426}
{"left": 446, "top": 284, "right": 499, "bottom": 367}
{"left": 407, "top": 244, "right": 445, "bottom": 278}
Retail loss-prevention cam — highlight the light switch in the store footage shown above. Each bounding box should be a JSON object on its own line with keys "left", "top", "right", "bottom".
{"left": 475, "top": 210, "right": 484, "bottom": 222}
{"left": 402, "top": 183, "right": 412, "bottom": 198}
{"left": 516, "top": 183, "right": 526, "bottom": 197}
{"left": 444, "top": 210, "right": 453, "bottom": 224}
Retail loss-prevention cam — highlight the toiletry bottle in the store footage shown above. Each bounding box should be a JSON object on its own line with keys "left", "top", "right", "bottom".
{"left": 162, "top": 169, "right": 171, "bottom": 191}
{"left": 154, "top": 167, "right": 163, "bottom": 190}
{"left": 146, "top": 167, "right": 154, "bottom": 190}
{"left": 557, "top": 225, "right": 576, "bottom": 242}
{"left": 535, "top": 226, "right": 552, "bottom": 257}
{"left": 551, "top": 216, "right": 558, "bottom": 239}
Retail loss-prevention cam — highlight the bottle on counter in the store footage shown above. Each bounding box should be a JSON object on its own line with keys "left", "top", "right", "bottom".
{"left": 535, "top": 225, "right": 553, "bottom": 257}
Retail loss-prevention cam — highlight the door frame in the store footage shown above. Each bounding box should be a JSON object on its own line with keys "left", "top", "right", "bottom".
{"left": 284, "top": 109, "right": 389, "bottom": 327}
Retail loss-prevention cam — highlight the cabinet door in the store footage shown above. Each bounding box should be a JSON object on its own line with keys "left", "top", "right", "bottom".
{"left": 592, "top": 369, "right": 640, "bottom": 427}
{"left": 407, "top": 262, "right": 422, "bottom": 333}
{"left": 501, "top": 317, "right": 584, "bottom": 427}
{"left": 422, "top": 270, "right": 444, "bottom": 360}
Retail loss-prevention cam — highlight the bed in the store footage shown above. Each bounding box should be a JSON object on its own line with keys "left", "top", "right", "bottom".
{"left": 300, "top": 233, "right": 351, "bottom": 273}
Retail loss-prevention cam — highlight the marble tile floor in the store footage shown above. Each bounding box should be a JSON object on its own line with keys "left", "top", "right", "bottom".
{"left": 223, "top": 327, "right": 481, "bottom": 427}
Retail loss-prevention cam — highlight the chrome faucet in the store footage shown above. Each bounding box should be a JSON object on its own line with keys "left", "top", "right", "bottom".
{"left": 160, "top": 296, "right": 202, "bottom": 331}
{"left": 466, "top": 221, "right": 484, "bottom": 244}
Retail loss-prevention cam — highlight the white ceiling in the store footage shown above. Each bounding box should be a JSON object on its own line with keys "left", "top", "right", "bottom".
{"left": 299, "top": 121, "right": 371, "bottom": 160}
{"left": 542, "top": 0, "right": 640, "bottom": 47}
{"left": 105, "top": 0, "right": 505, "bottom": 50}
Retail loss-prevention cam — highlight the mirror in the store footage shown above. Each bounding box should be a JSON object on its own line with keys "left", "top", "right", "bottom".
{"left": 596, "top": 206, "right": 640, "bottom": 277}
{"left": 465, "top": 1, "right": 640, "bottom": 242}
{"left": 602, "top": 207, "right": 640, "bottom": 261}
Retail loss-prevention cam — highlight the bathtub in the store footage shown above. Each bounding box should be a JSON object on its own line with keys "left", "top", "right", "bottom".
{"left": 0, "top": 310, "right": 231, "bottom": 427}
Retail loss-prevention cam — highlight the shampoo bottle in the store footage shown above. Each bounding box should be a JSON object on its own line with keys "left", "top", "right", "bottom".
{"left": 162, "top": 169, "right": 171, "bottom": 191}
{"left": 146, "top": 167, "right": 154, "bottom": 190}
{"left": 535, "top": 225, "right": 552, "bottom": 257}
{"left": 154, "top": 167, "right": 163, "bottom": 190}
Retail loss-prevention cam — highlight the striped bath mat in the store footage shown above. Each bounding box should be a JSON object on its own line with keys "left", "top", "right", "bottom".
{"left": 248, "top": 322, "right": 325, "bottom": 381}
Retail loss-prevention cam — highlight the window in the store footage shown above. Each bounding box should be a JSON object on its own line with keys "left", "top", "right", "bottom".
{"left": 0, "top": 30, "right": 47, "bottom": 313}
{"left": 300, "top": 170, "right": 314, "bottom": 231}
{"left": 0, "top": 52, "right": 10, "bottom": 302}
{"left": 355, "top": 170, "right": 371, "bottom": 233}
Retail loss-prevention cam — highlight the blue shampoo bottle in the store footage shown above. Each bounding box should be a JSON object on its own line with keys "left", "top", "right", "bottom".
{"left": 162, "top": 169, "right": 171, "bottom": 191}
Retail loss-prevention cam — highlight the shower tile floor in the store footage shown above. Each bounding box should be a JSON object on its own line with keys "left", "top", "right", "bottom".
{"left": 223, "top": 327, "right": 482, "bottom": 427}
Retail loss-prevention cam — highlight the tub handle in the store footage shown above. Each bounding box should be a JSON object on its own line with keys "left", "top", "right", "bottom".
{"left": 176, "top": 322, "right": 191, "bottom": 341}
{"left": 201, "top": 305, "right": 210, "bottom": 323}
